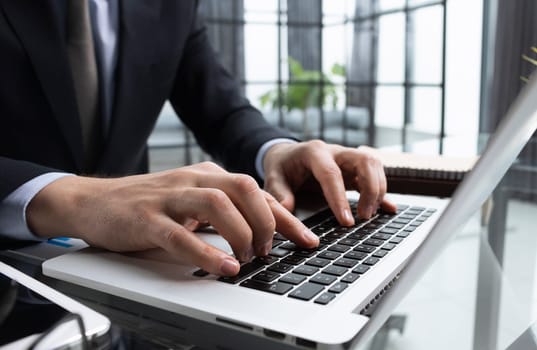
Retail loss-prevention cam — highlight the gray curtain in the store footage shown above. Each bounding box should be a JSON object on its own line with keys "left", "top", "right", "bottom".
{"left": 198, "top": 0, "right": 245, "bottom": 82}
{"left": 286, "top": 0, "right": 322, "bottom": 71}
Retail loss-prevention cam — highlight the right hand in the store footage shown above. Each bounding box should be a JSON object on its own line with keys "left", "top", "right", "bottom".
{"left": 27, "top": 162, "right": 319, "bottom": 276}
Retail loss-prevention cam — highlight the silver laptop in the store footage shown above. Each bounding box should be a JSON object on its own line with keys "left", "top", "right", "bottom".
{"left": 42, "top": 73, "right": 537, "bottom": 349}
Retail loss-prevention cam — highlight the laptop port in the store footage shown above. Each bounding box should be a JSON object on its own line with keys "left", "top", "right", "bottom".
{"left": 263, "top": 328, "right": 285, "bottom": 340}
{"left": 296, "top": 337, "right": 317, "bottom": 349}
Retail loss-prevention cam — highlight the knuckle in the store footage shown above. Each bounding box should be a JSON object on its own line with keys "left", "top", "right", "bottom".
{"left": 163, "top": 228, "right": 184, "bottom": 249}
{"left": 232, "top": 174, "right": 259, "bottom": 194}
{"left": 198, "top": 161, "right": 223, "bottom": 172}
{"left": 204, "top": 189, "right": 230, "bottom": 211}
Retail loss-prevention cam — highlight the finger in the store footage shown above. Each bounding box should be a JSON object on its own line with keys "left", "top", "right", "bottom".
{"left": 150, "top": 215, "right": 240, "bottom": 276}
{"left": 380, "top": 198, "right": 398, "bottom": 213}
{"left": 354, "top": 159, "right": 381, "bottom": 219}
{"left": 164, "top": 188, "right": 254, "bottom": 262}
{"left": 264, "top": 170, "right": 296, "bottom": 211}
{"left": 196, "top": 173, "right": 276, "bottom": 257}
{"left": 306, "top": 144, "right": 354, "bottom": 226}
{"left": 264, "top": 192, "right": 319, "bottom": 248}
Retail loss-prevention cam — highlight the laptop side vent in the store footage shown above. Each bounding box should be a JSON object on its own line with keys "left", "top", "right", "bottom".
{"left": 360, "top": 274, "right": 400, "bottom": 316}
{"left": 215, "top": 317, "right": 254, "bottom": 331}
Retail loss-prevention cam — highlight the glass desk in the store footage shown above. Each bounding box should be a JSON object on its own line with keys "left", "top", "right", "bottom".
{"left": 2, "top": 181, "right": 537, "bottom": 350}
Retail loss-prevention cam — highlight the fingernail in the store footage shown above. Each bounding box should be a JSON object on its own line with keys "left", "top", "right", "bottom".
{"left": 220, "top": 258, "right": 240, "bottom": 276}
{"left": 343, "top": 209, "right": 354, "bottom": 224}
{"left": 262, "top": 241, "right": 272, "bottom": 256}
{"left": 302, "top": 228, "right": 319, "bottom": 244}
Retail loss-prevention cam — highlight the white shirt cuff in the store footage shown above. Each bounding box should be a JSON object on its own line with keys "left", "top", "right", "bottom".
{"left": 255, "top": 138, "right": 298, "bottom": 180}
{"left": 0, "top": 172, "right": 74, "bottom": 240}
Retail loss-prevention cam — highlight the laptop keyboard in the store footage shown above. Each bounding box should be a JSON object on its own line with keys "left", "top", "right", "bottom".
{"left": 194, "top": 201, "right": 436, "bottom": 305}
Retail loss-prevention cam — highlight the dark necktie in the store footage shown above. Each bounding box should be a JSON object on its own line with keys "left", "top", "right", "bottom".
{"left": 66, "top": 0, "right": 101, "bottom": 171}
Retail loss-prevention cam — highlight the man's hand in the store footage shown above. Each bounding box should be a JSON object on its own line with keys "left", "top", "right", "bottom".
{"left": 263, "top": 140, "right": 398, "bottom": 226}
{"left": 26, "top": 162, "right": 318, "bottom": 276}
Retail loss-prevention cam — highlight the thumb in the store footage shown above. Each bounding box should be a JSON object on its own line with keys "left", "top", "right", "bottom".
{"left": 264, "top": 172, "right": 296, "bottom": 212}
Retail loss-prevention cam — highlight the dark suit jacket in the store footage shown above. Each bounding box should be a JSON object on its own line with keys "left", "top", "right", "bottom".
{"left": 0, "top": 0, "right": 292, "bottom": 202}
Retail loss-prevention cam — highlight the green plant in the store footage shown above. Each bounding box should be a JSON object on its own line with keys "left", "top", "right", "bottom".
{"left": 259, "top": 57, "right": 345, "bottom": 136}
{"left": 521, "top": 46, "right": 537, "bottom": 83}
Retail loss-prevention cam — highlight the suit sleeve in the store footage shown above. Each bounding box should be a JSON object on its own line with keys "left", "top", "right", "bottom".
{"left": 0, "top": 157, "right": 59, "bottom": 203}
{"left": 168, "top": 2, "right": 296, "bottom": 183}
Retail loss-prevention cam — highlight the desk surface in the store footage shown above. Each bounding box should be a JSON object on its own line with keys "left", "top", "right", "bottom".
{"left": 2, "top": 189, "right": 537, "bottom": 350}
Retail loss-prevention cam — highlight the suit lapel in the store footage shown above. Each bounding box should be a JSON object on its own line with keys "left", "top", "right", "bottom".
{"left": 1, "top": 0, "right": 84, "bottom": 171}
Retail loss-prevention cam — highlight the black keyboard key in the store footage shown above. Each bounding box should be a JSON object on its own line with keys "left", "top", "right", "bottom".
{"left": 240, "top": 279, "right": 293, "bottom": 295}
{"left": 363, "top": 257, "right": 379, "bottom": 266}
{"left": 339, "top": 238, "right": 360, "bottom": 246}
{"left": 323, "top": 265, "right": 348, "bottom": 276}
{"left": 329, "top": 282, "right": 348, "bottom": 294}
{"left": 193, "top": 269, "right": 209, "bottom": 277}
{"left": 312, "top": 225, "right": 331, "bottom": 235}
{"left": 379, "top": 228, "right": 398, "bottom": 235}
{"left": 272, "top": 240, "right": 282, "bottom": 248}
{"left": 397, "top": 204, "right": 409, "bottom": 211}
{"left": 372, "top": 233, "right": 391, "bottom": 241}
{"left": 293, "top": 265, "right": 319, "bottom": 276}
{"left": 281, "top": 255, "right": 306, "bottom": 265}
{"left": 254, "top": 256, "right": 279, "bottom": 265}
{"left": 397, "top": 231, "right": 410, "bottom": 238}
{"left": 288, "top": 283, "right": 324, "bottom": 300}
{"left": 310, "top": 273, "right": 338, "bottom": 285}
{"left": 353, "top": 264, "right": 370, "bottom": 274}
{"left": 279, "top": 273, "right": 307, "bottom": 285}
{"left": 363, "top": 239, "right": 383, "bottom": 247}
{"left": 400, "top": 214, "right": 416, "bottom": 220}
{"left": 364, "top": 223, "right": 382, "bottom": 229}
{"left": 356, "top": 227, "right": 376, "bottom": 235}
{"left": 270, "top": 247, "right": 291, "bottom": 258}
{"left": 341, "top": 273, "right": 360, "bottom": 283}
{"left": 320, "top": 236, "right": 337, "bottom": 244}
{"left": 314, "top": 292, "right": 336, "bottom": 305}
{"left": 372, "top": 250, "right": 388, "bottom": 258}
{"left": 279, "top": 242, "right": 297, "bottom": 250}
{"left": 294, "top": 249, "right": 318, "bottom": 258}
{"left": 354, "top": 244, "right": 376, "bottom": 253}
{"left": 334, "top": 258, "right": 359, "bottom": 268}
{"left": 344, "top": 251, "right": 367, "bottom": 260}
{"left": 273, "top": 233, "right": 287, "bottom": 241}
{"left": 346, "top": 233, "right": 367, "bottom": 240}
{"left": 218, "top": 260, "right": 265, "bottom": 284}
{"left": 306, "top": 257, "right": 331, "bottom": 268}
{"left": 404, "top": 226, "right": 417, "bottom": 232}
{"left": 268, "top": 262, "right": 293, "bottom": 273}
{"left": 410, "top": 206, "right": 425, "bottom": 211}
{"left": 325, "top": 232, "right": 346, "bottom": 239}
{"left": 393, "top": 218, "right": 411, "bottom": 224}
{"left": 317, "top": 250, "right": 341, "bottom": 260}
{"left": 382, "top": 243, "right": 396, "bottom": 251}
{"left": 328, "top": 244, "right": 350, "bottom": 253}
{"left": 386, "top": 223, "right": 404, "bottom": 229}
{"left": 252, "top": 270, "right": 280, "bottom": 283}
{"left": 390, "top": 237, "right": 404, "bottom": 244}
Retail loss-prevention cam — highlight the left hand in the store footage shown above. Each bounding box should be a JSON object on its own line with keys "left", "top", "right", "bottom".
{"left": 263, "top": 140, "right": 398, "bottom": 226}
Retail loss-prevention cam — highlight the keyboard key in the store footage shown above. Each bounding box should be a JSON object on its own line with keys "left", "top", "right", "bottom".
{"left": 390, "top": 237, "right": 404, "bottom": 244}
{"left": 372, "top": 250, "right": 388, "bottom": 258}
{"left": 404, "top": 226, "right": 417, "bottom": 232}
{"left": 281, "top": 255, "right": 306, "bottom": 265}
{"left": 293, "top": 249, "right": 318, "bottom": 258}
{"left": 372, "top": 233, "right": 391, "bottom": 241}
{"left": 254, "top": 256, "right": 278, "bottom": 265}
{"left": 279, "top": 273, "right": 307, "bottom": 285}
{"left": 386, "top": 223, "right": 404, "bottom": 229}
{"left": 272, "top": 240, "right": 282, "bottom": 248}
{"left": 279, "top": 242, "right": 297, "bottom": 250}
{"left": 353, "top": 265, "right": 370, "bottom": 274}
{"left": 323, "top": 265, "right": 348, "bottom": 276}
{"left": 320, "top": 236, "right": 337, "bottom": 244}
{"left": 346, "top": 233, "right": 367, "bottom": 240}
{"left": 329, "top": 282, "right": 348, "bottom": 294}
{"left": 306, "top": 257, "right": 331, "bottom": 268}
{"left": 354, "top": 244, "right": 376, "bottom": 253}
{"left": 379, "top": 228, "right": 398, "bottom": 235}
{"left": 268, "top": 262, "right": 293, "bottom": 273}
{"left": 314, "top": 292, "right": 336, "bottom": 305}
{"left": 193, "top": 269, "right": 209, "bottom": 277}
{"left": 334, "top": 258, "right": 359, "bottom": 268}
{"left": 270, "top": 247, "right": 291, "bottom": 258}
{"left": 240, "top": 279, "right": 293, "bottom": 295}
{"left": 363, "top": 257, "right": 379, "bottom": 266}
{"left": 393, "top": 218, "right": 411, "bottom": 224}
{"left": 317, "top": 250, "right": 341, "bottom": 260}
{"left": 397, "top": 204, "right": 409, "bottom": 211}
{"left": 344, "top": 251, "right": 367, "bottom": 260}
{"left": 289, "top": 283, "right": 324, "bottom": 301}
{"left": 312, "top": 226, "right": 331, "bottom": 235}
{"left": 218, "top": 260, "right": 265, "bottom": 284}
{"left": 339, "top": 238, "right": 360, "bottom": 246}
{"left": 382, "top": 243, "right": 396, "bottom": 251}
{"left": 328, "top": 244, "right": 351, "bottom": 253}
{"left": 341, "top": 273, "right": 360, "bottom": 283}
{"left": 310, "top": 273, "right": 338, "bottom": 285}
{"left": 397, "top": 231, "right": 410, "bottom": 238}
{"left": 293, "top": 265, "right": 319, "bottom": 276}
{"left": 273, "top": 233, "right": 287, "bottom": 241}
{"left": 252, "top": 270, "right": 280, "bottom": 283}
{"left": 356, "top": 227, "right": 376, "bottom": 235}
{"left": 363, "top": 239, "right": 383, "bottom": 247}
{"left": 410, "top": 206, "right": 425, "bottom": 211}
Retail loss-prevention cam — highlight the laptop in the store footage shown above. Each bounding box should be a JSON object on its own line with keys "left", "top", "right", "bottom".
{"left": 42, "top": 72, "right": 537, "bottom": 350}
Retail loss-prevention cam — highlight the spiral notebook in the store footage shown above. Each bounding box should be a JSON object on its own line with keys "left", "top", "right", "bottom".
{"left": 376, "top": 151, "right": 479, "bottom": 197}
